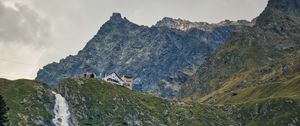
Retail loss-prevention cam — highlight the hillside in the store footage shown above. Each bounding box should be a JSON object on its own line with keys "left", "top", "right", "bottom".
{"left": 181, "top": 0, "right": 300, "bottom": 103}
{"left": 0, "top": 79, "right": 54, "bottom": 126}
{"left": 0, "top": 77, "right": 298, "bottom": 126}
{"left": 55, "top": 78, "right": 300, "bottom": 125}
{"left": 55, "top": 78, "right": 234, "bottom": 125}
{"left": 36, "top": 13, "right": 252, "bottom": 98}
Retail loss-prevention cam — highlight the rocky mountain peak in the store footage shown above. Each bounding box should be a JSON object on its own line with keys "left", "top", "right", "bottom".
{"left": 216, "top": 19, "right": 253, "bottom": 26}
{"left": 268, "top": 0, "right": 300, "bottom": 12}
{"left": 93, "top": 12, "right": 138, "bottom": 39}
{"left": 106, "top": 12, "right": 130, "bottom": 25}
{"left": 159, "top": 17, "right": 175, "bottom": 22}
{"left": 155, "top": 17, "right": 211, "bottom": 31}
{"left": 155, "top": 17, "right": 253, "bottom": 31}
{"left": 256, "top": 0, "right": 300, "bottom": 26}
{"left": 110, "top": 12, "right": 122, "bottom": 20}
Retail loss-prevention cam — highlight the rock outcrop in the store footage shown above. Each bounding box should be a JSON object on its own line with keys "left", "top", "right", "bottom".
{"left": 155, "top": 17, "right": 254, "bottom": 31}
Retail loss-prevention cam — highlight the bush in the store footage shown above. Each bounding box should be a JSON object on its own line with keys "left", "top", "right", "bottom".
{"left": 0, "top": 95, "right": 8, "bottom": 126}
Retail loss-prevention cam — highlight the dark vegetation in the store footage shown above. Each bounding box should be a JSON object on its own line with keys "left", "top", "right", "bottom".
{"left": 0, "top": 95, "right": 8, "bottom": 126}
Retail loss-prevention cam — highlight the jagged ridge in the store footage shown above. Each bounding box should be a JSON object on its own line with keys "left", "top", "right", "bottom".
{"left": 155, "top": 17, "right": 254, "bottom": 31}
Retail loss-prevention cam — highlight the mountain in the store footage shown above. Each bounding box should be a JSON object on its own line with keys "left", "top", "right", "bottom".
{"left": 152, "top": 18, "right": 254, "bottom": 98}
{"left": 180, "top": 0, "right": 300, "bottom": 103}
{"left": 0, "top": 79, "right": 54, "bottom": 126}
{"left": 36, "top": 13, "right": 252, "bottom": 98}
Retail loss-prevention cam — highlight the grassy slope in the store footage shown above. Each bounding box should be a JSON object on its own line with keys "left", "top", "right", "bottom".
{"left": 196, "top": 45, "right": 300, "bottom": 103}
{"left": 56, "top": 78, "right": 233, "bottom": 126}
{"left": 0, "top": 79, "right": 54, "bottom": 126}
{"left": 222, "top": 97, "right": 300, "bottom": 126}
{"left": 56, "top": 78, "right": 300, "bottom": 125}
{"left": 179, "top": 0, "right": 300, "bottom": 125}
{"left": 0, "top": 77, "right": 297, "bottom": 126}
{"left": 187, "top": 45, "right": 300, "bottom": 125}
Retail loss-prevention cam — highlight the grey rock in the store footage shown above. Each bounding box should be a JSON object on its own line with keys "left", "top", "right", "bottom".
{"left": 36, "top": 13, "right": 251, "bottom": 98}
{"left": 155, "top": 17, "right": 254, "bottom": 31}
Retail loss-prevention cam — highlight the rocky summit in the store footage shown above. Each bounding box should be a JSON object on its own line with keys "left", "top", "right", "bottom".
{"left": 155, "top": 17, "right": 254, "bottom": 31}
{"left": 36, "top": 12, "right": 251, "bottom": 98}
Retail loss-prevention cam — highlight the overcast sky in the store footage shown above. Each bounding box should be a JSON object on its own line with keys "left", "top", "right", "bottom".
{"left": 0, "top": 0, "right": 268, "bottom": 80}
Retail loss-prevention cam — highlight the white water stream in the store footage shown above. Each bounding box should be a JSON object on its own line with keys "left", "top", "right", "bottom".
{"left": 52, "top": 91, "right": 71, "bottom": 126}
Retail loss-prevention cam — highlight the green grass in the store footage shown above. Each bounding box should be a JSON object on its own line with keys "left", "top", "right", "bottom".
{"left": 0, "top": 78, "right": 299, "bottom": 125}
{"left": 0, "top": 79, "right": 54, "bottom": 126}
{"left": 56, "top": 78, "right": 235, "bottom": 126}
{"left": 228, "top": 97, "right": 300, "bottom": 126}
{"left": 55, "top": 78, "right": 300, "bottom": 125}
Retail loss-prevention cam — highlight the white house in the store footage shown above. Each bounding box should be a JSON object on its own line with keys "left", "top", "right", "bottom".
{"left": 103, "top": 72, "right": 124, "bottom": 86}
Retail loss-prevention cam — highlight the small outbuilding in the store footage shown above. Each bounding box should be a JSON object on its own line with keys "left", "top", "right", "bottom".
{"left": 83, "top": 72, "right": 96, "bottom": 78}
{"left": 121, "top": 75, "right": 133, "bottom": 90}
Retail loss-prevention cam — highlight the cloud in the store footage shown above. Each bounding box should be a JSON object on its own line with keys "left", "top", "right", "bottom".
{"left": 0, "top": 1, "right": 51, "bottom": 45}
{"left": 0, "top": 0, "right": 51, "bottom": 79}
{"left": 0, "top": 43, "right": 44, "bottom": 79}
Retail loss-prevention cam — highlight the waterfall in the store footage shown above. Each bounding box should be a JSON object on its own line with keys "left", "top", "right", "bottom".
{"left": 52, "top": 91, "right": 72, "bottom": 126}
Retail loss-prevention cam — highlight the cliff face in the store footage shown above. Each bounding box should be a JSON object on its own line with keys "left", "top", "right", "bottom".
{"left": 36, "top": 13, "right": 251, "bottom": 97}
{"left": 256, "top": 0, "right": 300, "bottom": 27}
{"left": 180, "top": 0, "right": 300, "bottom": 102}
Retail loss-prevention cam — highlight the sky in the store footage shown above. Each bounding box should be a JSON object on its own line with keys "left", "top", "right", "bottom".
{"left": 0, "top": 0, "right": 268, "bottom": 80}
